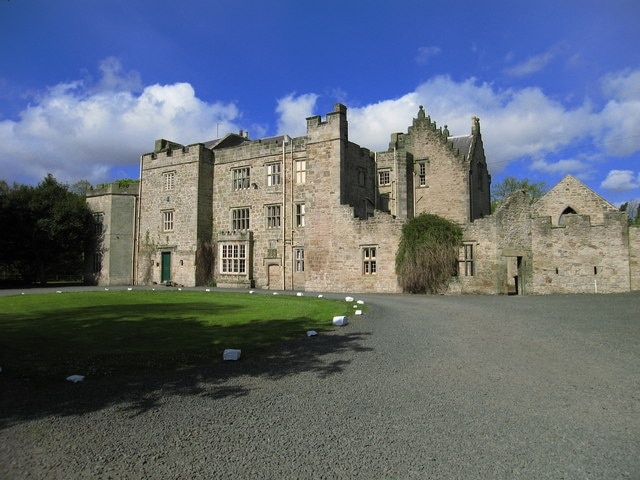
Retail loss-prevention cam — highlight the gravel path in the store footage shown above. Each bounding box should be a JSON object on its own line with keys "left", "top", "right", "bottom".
{"left": 1, "top": 291, "right": 639, "bottom": 479}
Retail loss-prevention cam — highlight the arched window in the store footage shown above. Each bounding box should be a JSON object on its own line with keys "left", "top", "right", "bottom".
{"left": 558, "top": 206, "right": 577, "bottom": 225}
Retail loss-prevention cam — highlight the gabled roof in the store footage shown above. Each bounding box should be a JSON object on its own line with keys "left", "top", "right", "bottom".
{"left": 203, "top": 133, "right": 251, "bottom": 150}
{"left": 536, "top": 175, "right": 617, "bottom": 210}
{"left": 448, "top": 134, "right": 473, "bottom": 158}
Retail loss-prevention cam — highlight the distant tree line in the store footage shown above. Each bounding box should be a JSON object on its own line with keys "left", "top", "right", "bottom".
{"left": 0, "top": 175, "right": 100, "bottom": 285}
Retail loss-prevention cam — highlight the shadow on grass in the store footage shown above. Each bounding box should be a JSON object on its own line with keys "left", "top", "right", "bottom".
{"left": 0, "top": 302, "right": 372, "bottom": 428}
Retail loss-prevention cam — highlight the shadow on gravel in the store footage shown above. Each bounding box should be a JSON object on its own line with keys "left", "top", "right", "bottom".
{"left": 0, "top": 328, "right": 372, "bottom": 427}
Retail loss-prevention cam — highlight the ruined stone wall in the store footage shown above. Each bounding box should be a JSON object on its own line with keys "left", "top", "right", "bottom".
{"left": 454, "top": 191, "right": 532, "bottom": 295}
{"left": 530, "top": 212, "right": 630, "bottom": 294}
{"left": 137, "top": 144, "right": 213, "bottom": 286}
{"left": 533, "top": 175, "right": 617, "bottom": 225}
{"left": 451, "top": 214, "right": 499, "bottom": 294}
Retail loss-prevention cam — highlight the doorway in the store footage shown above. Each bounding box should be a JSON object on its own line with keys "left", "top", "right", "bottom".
{"left": 505, "top": 256, "right": 524, "bottom": 295}
{"left": 161, "top": 252, "right": 171, "bottom": 283}
{"left": 267, "top": 263, "right": 283, "bottom": 290}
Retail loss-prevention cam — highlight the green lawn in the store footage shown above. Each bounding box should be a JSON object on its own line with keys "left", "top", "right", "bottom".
{"left": 0, "top": 290, "right": 353, "bottom": 379}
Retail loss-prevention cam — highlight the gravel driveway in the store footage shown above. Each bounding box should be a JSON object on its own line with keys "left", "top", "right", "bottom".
{"left": 2, "top": 291, "right": 639, "bottom": 479}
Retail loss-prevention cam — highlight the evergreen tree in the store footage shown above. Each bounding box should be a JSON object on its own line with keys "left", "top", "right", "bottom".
{"left": 0, "top": 175, "right": 99, "bottom": 284}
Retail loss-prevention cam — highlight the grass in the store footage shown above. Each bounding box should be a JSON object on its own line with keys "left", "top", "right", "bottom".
{"left": 0, "top": 290, "right": 354, "bottom": 379}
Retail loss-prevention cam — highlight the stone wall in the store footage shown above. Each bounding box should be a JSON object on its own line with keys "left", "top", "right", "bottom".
{"left": 397, "top": 107, "right": 472, "bottom": 225}
{"left": 533, "top": 175, "right": 617, "bottom": 225}
{"left": 137, "top": 143, "right": 213, "bottom": 286}
{"left": 629, "top": 226, "right": 640, "bottom": 291}
{"left": 86, "top": 183, "right": 138, "bottom": 286}
{"left": 530, "top": 212, "right": 630, "bottom": 294}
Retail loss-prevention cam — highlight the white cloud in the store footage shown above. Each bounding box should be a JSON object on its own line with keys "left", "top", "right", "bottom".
{"left": 4, "top": 59, "right": 640, "bottom": 193}
{"left": 597, "top": 70, "right": 640, "bottom": 156}
{"left": 504, "top": 48, "right": 557, "bottom": 77}
{"left": 275, "top": 93, "right": 319, "bottom": 137}
{"left": 0, "top": 60, "right": 241, "bottom": 184}
{"left": 600, "top": 170, "right": 640, "bottom": 192}
{"left": 415, "top": 46, "right": 441, "bottom": 65}
{"left": 531, "top": 158, "right": 588, "bottom": 174}
{"left": 344, "top": 75, "right": 596, "bottom": 173}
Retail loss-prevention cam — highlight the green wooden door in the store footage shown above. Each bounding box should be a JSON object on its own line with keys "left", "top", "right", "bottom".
{"left": 161, "top": 252, "right": 171, "bottom": 283}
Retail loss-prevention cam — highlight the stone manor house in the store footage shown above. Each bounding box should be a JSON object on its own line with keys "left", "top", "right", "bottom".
{"left": 86, "top": 104, "right": 640, "bottom": 294}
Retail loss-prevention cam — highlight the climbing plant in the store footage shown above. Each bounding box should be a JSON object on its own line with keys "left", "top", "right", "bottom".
{"left": 395, "top": 213, "right": 463, "bottom": 293}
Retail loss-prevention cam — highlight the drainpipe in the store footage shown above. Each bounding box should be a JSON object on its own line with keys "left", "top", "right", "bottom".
{"left": 374, "top": 151, "right": 378, "bottom": 211}
{"left": 290, "top": 138, "right": 295, "bottom": 291}
{"left": 133, "top": 154, "right": 143, "bottom": 285}
{"left": 282, "top": 135, "right": 290, "bottom": 290}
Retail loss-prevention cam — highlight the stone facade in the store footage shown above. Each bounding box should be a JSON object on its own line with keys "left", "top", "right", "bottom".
{"left": 85, "top": 182, "right": 139, "bottom": 286}
{"left": 455, "top": 175, "right": 639, "bottom": 295}
{"left": 90, "top": 104, "right": 639, "bottom": 294}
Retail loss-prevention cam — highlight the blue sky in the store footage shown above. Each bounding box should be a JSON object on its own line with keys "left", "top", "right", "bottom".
{"left": 1, "top": 0, "right": 639, "bottom": 205}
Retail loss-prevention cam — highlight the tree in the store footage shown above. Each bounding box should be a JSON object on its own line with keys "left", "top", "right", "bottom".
{"left": 0, "top": 175, "right": 99, "bottom": 284}
{"left": 620, "top": 200, "right": 640, "bottom": 225}
{"left": 396, "top": 213, "right": 463, "bottom": 294}
{"left": 491, "top": 176, "right": 547, "bottom": 212}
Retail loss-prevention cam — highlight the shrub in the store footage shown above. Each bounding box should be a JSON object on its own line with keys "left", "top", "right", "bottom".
{"left": 396, "top": 214, "right": 462, "bottom": 293}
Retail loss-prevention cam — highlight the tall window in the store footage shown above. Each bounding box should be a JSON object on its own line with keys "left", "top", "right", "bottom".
{"left": 266, "top": 205, "right": 281, "bottom": 229}
{"left": 295, "top": 159, "right": 306, "bottom": 184}
{"left": 163, "top": 210, "right": 174, "bottom": 231}
{"left": 294, "top": 248, "right": 304, "bottom": 272}
{"left": 358, "top": 168, "right": 366, "bottom": 187}
{"left": 164, "top": 171, "right": 175, "bottom": 191}
{"left": 418, "top": 162, "right": 426, "bottom": 187}
{"left": 231, "top": 208, "right": 250, "bottom": 230}
{"left": 220, "top": 244, "right": 246, "bottom": 274}
{"left": 363, "top": 246, "right": 377, "bottom": 275}
{"left": 232, "top": 167, "right": 250, "bottom": 190}
{"left": 295, "top": 203, "right": 305, "bottom": 227}
{"left": 93, "top": 212, "right": 104, "bottom": 235}
{"left": 459, "top": 243, "right": 475, "bottom": 276}
{"left": 378, "top": 170, "right": 391, "bottom": 186}
{"left": 267, "top": 162, "right": 281, "bottom": 186}
{"left": 92, "top": 252, "right": 102, "bottom": 274}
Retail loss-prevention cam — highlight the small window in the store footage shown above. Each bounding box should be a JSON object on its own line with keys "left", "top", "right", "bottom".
{"left": 164, "top": 171, "right": 175, "bottom": 191}
{"left": 295, "top": 159, "right": 306, "bottom": 184}
{"left": 231, "top": 208, "right": 250, "bottom": 230}
{"left": 162, "top": 210, "right": 174, "bottom": 231}
{"left": 267, "top": 162, "right": 281, "bottom": 186}
{"left": 295, "top": 203, "right": 305, "bottom": 227}
{"left": 266, "top": 204, "right": 281, "bottom": 229}
{"left": 294, "top": 248, "right": 304, "bottom": 272}
{"left": 418, "top": 162, "right": 426, "bottom": 187}
{"left": 459, "top": 243, "right": 474, "bottom": 276}
{"left": 378, "top": 170, "right": 391, "bottom": 186}
{"left": 358, "top": 168, "right": 366, "bottom": 187}
{"left": 559, "top": 206, "right": 577, "bottom": 225}
{"left": 220, "top": 243, "right": 246, "bottom": 274}
{"left": 363, "top": 246, "right": 377, "bottom": 275}
{"left": 232, "top": 167, "right": 251, "bottom": 190}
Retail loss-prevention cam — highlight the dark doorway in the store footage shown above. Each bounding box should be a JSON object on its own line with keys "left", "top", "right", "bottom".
{"left": 161, "top": 252, "right": 171, "bottom": 283}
